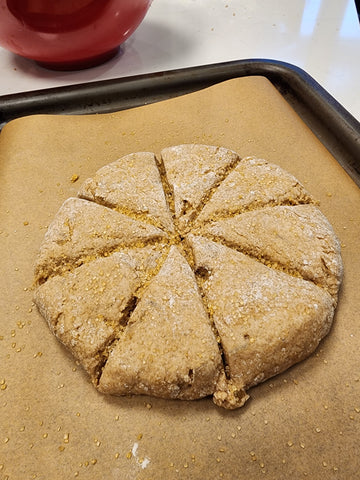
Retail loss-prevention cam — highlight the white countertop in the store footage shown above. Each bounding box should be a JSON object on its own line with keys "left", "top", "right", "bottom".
{"left": 0, "top": 0, "right": 359, "bottom": 120}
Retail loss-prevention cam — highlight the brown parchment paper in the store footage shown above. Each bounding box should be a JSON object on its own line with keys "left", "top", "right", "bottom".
{"left": 0, "top": 76, "right": 359, "bottom": 480}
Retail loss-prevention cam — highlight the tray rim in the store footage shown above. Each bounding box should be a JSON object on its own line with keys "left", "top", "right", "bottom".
{"left": 0, "top": 58, "right": 359, "bottom": 185}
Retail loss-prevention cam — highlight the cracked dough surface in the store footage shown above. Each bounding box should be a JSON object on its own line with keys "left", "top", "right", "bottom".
{"left": 34, "top": 144, "right": 343, "bottom": 409}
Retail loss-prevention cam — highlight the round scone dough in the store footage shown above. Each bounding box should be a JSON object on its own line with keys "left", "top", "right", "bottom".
{"left": 34, "top": 145, "right": 343, "bottom": 409}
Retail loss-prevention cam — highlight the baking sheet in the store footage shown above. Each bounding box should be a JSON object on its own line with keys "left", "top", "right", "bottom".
{"left": 0, "top": 65, "right": 360, "bottom": 479}
{"left": 0, "top": 59, "right": 359, "bottom": 185}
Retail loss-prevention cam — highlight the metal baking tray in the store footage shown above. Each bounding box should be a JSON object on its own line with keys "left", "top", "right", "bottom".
{"left": 0, "top": 58, "right": 359, "bottom": 186}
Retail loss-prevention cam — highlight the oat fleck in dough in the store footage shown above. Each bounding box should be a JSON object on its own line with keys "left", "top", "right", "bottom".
{"left": 34, "top": 145, "right": 343, "bottom": 409}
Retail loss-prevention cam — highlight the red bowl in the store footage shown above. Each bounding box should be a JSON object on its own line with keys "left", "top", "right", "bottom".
{"left": 0, "top": 0, "right": 152, "bottom": 70}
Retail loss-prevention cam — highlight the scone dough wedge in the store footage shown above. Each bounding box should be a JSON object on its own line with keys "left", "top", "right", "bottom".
{"left": 35, "top": 245, "right": 167, "bottom": 379}
{"left": 35, "top": 197, "right": 168, "bottom": 284}
{"left": 98, "top": 246, "right": 223, "bottom": 400}
{"left": 78, "top": 152, "right": 174, "bottom": 232}
{"left": 160, "top": 144, "right": 240, "bottom": 233}
{"left": 195, "top": 157, "right": 313, "bottom": 224}
{"left": 199, "top": 204, "right": 343, "bottom": 300}
{"left": 188, "top": 235, "right": 335, "bottom": 409}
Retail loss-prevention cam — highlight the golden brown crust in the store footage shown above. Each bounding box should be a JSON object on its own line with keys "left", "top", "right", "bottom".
{"left": 34, "top": 145, "right": 343, "bottom": 409}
